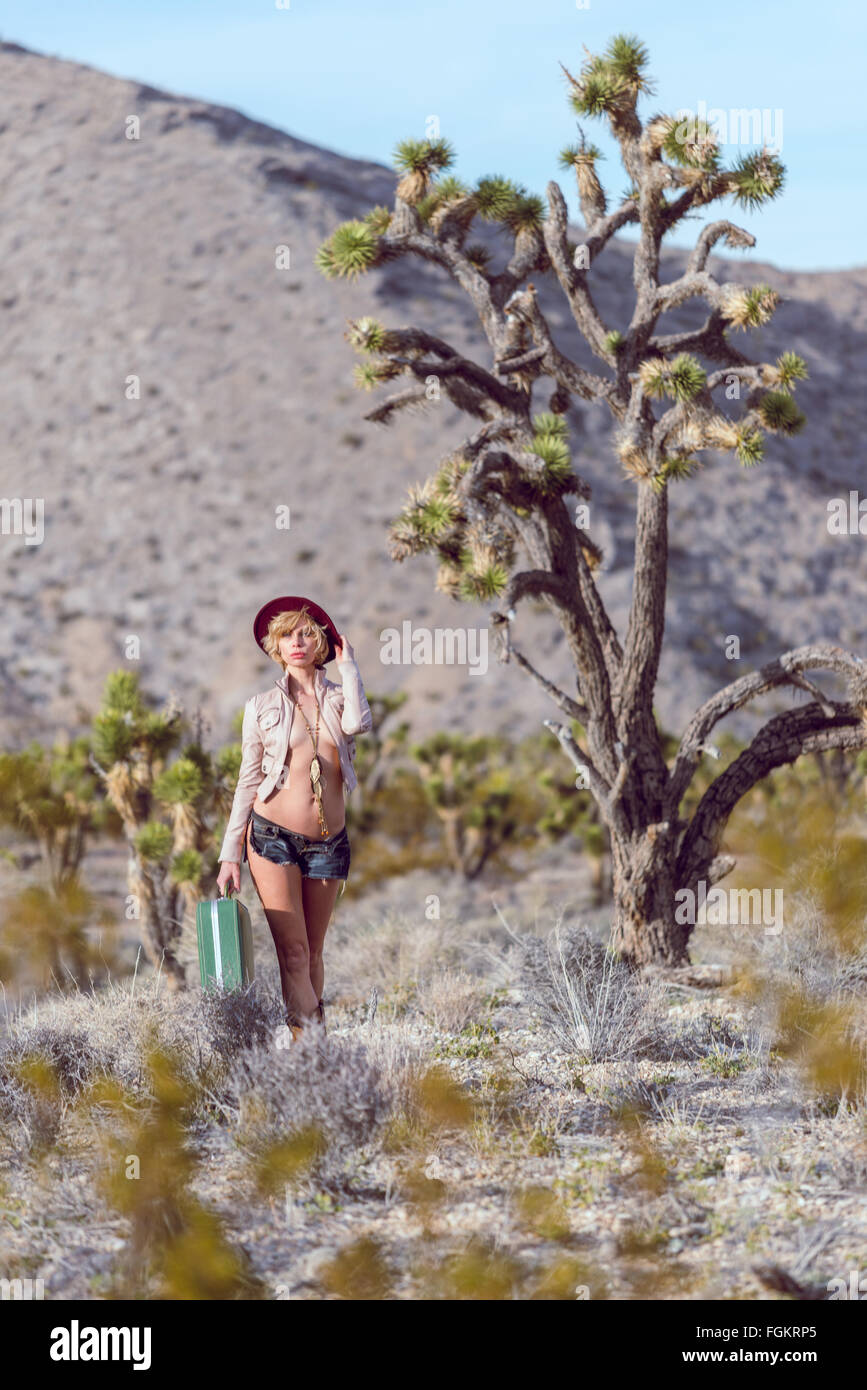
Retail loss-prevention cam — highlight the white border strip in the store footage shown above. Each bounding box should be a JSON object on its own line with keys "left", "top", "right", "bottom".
{"left": 209, "top": 899, "right": 224, "bottom": 985}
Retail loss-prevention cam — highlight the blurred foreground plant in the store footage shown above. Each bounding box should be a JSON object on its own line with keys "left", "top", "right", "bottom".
{"left": 97, "top": 1044, "right": 264, "bottom": 1299}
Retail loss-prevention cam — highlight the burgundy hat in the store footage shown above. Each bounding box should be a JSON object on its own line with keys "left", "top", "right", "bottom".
{"left": 253, "top": 595, "right": 339, "bottom": 665}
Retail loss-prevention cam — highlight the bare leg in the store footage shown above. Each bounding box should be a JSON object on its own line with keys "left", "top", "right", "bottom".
{"left": 301, "top": 876, "right": 342, "bottom": 1004}
{"left": 245, "top": 821, "right": 319, "bottom": 1021}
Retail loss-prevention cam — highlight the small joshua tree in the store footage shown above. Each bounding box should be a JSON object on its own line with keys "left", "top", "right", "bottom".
{"left": 0, "top": 740, "right": 113, "bottom": 988}
{"left": 317, "top": 34, "right": 867, "bottom": 964}
{"left": 89, "top": 671, "right": 230, "bottom": 988}
{"left": 0, "top": 738, "right": 104, "bottom": 894}
{"left": 411, "top": 731, "right": 534, "bottom": 879}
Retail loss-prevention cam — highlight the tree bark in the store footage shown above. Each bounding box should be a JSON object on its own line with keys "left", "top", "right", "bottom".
{"left": 130, "top": 857, "right": 186, "bottom": 990}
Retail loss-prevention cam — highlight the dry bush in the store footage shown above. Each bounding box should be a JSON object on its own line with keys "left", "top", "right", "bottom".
{"left": 741, "top": 903, "right": 867, "bottom": 1109}
{"left": 0, "top": 1062, "right": 63, "bottom": 1155}
{"left": 361, "top": 1018, "right": 441, "bottom": 1139}
{"left": 755, "top": 902, "right": 867, "bottom": 1005}
{"left": 808, "top": 1117, "right": 867, "bottom": 1188}
{"left": 327, "top": 906, "right": 468, "bottom": 1009}
{"left": 0, "top": 1022, "right": 117, "bottom": 1155}
{"left": 663, "top": 1012, "right": 743, "bottom": 1060}
{"left": 663, "top": 1012, "right": 772, "bottom": 1082}
{"left": 415, "top": 965, "right": 489, "bottom": 1033}
{"left": 0, "top": 979, "right": 245, "bottom": 1126}
{"left": 195, "top": 982, "right": 284, "bottom": 1062}
{"left": 601, "top": 1071, "right": 672, "bottom": 1123}
{"left": 225, "top": 1026, "right": 392, "bottom": 1194}
{"left": 0, "top": 1023, "right": 112, "bottom": 1096}
{"left": 360, "top": 1017, "right": 429, "bottom": 1075}
{"left": 720, "top": 787, "right": 867, "bottom": 1109}
{"left": 512, "top": 922, "right": 669, "bottom": 1063}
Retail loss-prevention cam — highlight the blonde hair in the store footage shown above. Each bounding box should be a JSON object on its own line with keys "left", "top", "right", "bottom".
{"left": 262, "top": 608, "right": 330, "bottom": 670}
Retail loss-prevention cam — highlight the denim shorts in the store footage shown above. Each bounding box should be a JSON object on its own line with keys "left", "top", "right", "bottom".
{"left": 245, "top": 811, "right": 351, "bottom": 879}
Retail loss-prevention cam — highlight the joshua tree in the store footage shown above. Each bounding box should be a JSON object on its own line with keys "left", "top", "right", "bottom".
{"left": 89, "top": 671, "right": 230, "bottom": 988}
{"left": 411, "top": 731, "right": 536, "bottom": 879}
{"left": 316, "top": 34, "right": 867, "bottom": 964}
{"left": 0, "top": 739, "right": 113, "bottom": 988}
{"left": 0, "top": 738, "right": 104, "bottom": 894}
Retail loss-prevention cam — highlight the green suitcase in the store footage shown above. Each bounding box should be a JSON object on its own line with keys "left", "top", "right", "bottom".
{"left": 196, "top": 889, "right": 255, "bottom": 991}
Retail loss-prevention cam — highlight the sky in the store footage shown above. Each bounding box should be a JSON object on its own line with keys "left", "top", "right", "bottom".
{"left": 0, "top": 0, "right": 863, "bottom": 271}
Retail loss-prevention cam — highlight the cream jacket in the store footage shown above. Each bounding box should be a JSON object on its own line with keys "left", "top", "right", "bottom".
{"left": 218, "top": 657, "right": 373, "bottom": 864}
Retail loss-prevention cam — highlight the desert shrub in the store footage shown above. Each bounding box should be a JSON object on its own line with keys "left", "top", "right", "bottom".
{"left": 665, "top": 1013, "right": 749, "bottom": 1061}
{"left": 0, "top": 1024, "right": 113, "bottom": 1096}
{"left": 741, "top": 904, "right": 867, "bottom": 1109}
{"left": 836, "top": 949, "right": 867, "bottom": 995}
{"left": 225, "top": 1027, "right": 392, "bottom": 1194}
{"left": 195, "top": 983, "right": 283, "bottom": 1062}
{"left": 512, "top": 922, "right": 668, "bottom": 1063}
{"left": 415, "top": 966, "right": 489, "bottom": 1033}
{"left": 360, "top": 1019, "right": 432, "bottom": 1129}
{"left": 755, "top": 907, "right": 867, "bottom": 1004}
{"left": 0, "top": 1023, "right": 117, "bottom": 1155}
{"left": 327, "top": 908, "right": 466, "bottom": 1009}
{"left": 0, "top": 1066, "right": 62, "bottom": 1154}
{"left": 601, "top": 1074, "right": 671, "bottom": 1122}
{"left": 1, "top": 982, "right": 229, "bottom": 1116}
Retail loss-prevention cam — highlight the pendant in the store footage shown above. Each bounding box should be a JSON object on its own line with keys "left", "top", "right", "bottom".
{"left": 310, "top": 757, "right": 321, "bottom": 784}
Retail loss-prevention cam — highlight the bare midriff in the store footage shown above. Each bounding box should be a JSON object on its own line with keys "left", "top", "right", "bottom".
{"left": 252, "top": 703, "right": 345, "bottom": 840}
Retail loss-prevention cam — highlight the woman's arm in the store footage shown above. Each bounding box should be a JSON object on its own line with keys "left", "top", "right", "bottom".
{"left": 334, "top": 634, "right": 373, "bottom": 735}
{"left": 218, "top": 696, "right": 264, "bottom": 865}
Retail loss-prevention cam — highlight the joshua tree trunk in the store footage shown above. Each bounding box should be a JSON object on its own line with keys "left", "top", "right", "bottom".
{"left": 129, "top": 855, "right": 187, "bottom": 990}
{"left": 544, "top": 643, "right": 867, "bottom": 964}
{"left": 612, "top": 845, "right": 684, "bottom": 966}
{"left": 318, "top": 34, "right": 867, "bottom": 965}
{"left": 101, "top": 758, "right": 188, "bottom": 990}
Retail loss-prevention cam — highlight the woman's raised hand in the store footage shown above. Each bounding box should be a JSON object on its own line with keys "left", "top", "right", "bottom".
{"left": 334, "top": 633, "right": 355, "bottom": 664}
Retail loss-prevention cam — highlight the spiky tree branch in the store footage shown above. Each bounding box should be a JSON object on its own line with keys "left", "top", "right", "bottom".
{"left": 676, "top": 701, "right": 867, "bottom": 895}
{"left": 667, "top": 645, "right": 867, "bottom": 818}
{"left": 317, "top": 33, "right": 862, "bottom": 964}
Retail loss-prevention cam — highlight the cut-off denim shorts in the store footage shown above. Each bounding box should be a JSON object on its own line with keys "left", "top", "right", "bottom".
{"left": 245, "top": 810, "right": 351, "bottom": 880}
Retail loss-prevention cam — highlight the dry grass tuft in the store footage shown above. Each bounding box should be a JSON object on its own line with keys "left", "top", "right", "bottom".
{"left": 513, "top": 921, "right": 669, "bottom": 1062}
{"left": 414, "top": 965, "right": 489, "bottom": 1033}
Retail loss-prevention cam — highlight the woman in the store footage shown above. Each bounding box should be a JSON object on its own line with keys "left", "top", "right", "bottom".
{"left": 216, "top": 595, "right": 372, "bottom": 1038}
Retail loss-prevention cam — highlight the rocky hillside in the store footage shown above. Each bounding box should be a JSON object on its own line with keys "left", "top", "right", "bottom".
{"left": 1, "top": 39, "right": 866, "bottom": 751}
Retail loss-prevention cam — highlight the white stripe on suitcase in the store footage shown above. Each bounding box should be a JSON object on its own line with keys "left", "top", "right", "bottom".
{"left": 209, "top": 899, "right": 224, "bottom": 985}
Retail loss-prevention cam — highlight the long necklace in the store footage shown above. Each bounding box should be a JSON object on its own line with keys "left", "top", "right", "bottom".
{"left": 295, "top": 690, "right": 329, "bottom": 837}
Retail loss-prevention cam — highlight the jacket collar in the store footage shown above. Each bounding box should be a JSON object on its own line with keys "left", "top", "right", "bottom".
{"left": 275, "top": 666, "right": 327, "bottom": 698}
{"left": 275, "top": 665, "right": 342, "bottom": 745}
